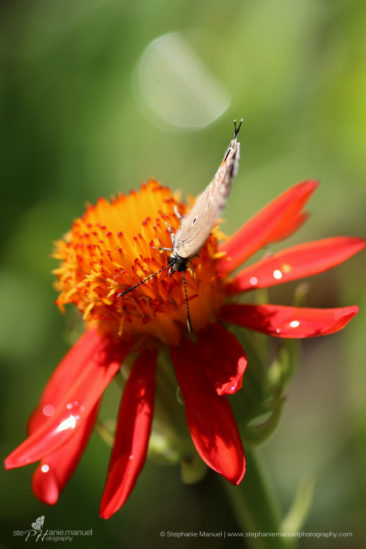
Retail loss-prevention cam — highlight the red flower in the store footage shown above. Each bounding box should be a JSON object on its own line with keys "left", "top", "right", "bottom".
{"left": 5, "top": 179, "right": 364, "bottom": 519}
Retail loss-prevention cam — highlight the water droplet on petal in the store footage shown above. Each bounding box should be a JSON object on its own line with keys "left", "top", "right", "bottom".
{"left": 42, "top": 404, "right": 55, "bottom": 417}
{"left": 249, "top": 276, "right": 258, "bottom": 286}
{"left": 290, "top": 320, "right": 300, "bottom": 328}
{"left": 273, "top": 269, "right": 283, "bottom": 280}
{"left": 41, "top": 464, "right": 50, "bottom": 473}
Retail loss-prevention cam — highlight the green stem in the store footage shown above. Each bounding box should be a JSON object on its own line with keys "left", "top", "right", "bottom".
{"left": 95, "top": 419, "right": 114, "bottom": 447}
{"left": 223, "top": 447, "right": 297, "bottom": 549}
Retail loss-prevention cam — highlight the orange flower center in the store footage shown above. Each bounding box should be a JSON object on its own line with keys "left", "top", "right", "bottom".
{"left": 53, "top": 180, "right": 227, "bottom": 346}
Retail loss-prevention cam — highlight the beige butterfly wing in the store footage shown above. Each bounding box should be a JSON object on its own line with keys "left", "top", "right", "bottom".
{"left": 174, "top": 138, "right": 240, "bottom": 259}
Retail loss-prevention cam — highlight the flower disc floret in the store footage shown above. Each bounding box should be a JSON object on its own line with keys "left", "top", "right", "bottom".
{"left": 53, "top": 179, "right": 225, "bottom": 346}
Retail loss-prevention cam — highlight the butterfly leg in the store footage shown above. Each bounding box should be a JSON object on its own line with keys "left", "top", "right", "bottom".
{"left": 174, "top": 205, "right": 183, "bottom": 222}
{"left": 151, "top": 246, "right": 173, "bottom": 252}
{"left": 164, "top": 221, "right": 176, "bottom": 247}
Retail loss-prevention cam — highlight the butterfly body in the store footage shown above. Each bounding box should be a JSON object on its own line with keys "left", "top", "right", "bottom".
{"left": 167, "top": 124, "right": 241, "bottom": 276}
{"left": 173, "top": 135, "right": 240, "bottom": 262}
{"left": 119, "top": 119, "right": 243, "bottom": 331}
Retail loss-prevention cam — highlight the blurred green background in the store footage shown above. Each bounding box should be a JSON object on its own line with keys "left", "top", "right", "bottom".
{"left": 1, "top": 0, "right": 365, "bottom": 547}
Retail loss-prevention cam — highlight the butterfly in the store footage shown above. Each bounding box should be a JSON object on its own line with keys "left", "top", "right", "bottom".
{"left": 31, "top": 516, "right": 45, "bottom": 531}
{"left": 119, "top": 119, "right": 243, "bottom": 331}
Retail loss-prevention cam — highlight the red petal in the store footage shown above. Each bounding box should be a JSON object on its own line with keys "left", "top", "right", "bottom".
{"left": 32, "top": 402, "right": 100, "bottom": 505}
{"left": 99, "top": 348, "right": 157, "bottom": 519}
{"left": 197, "top": 324, "right": 247, "bottom": 395}
{"left": 12, "top": 331, "right": 104, "bottom": 502}
{"left": 170, "top": 340, "right": 246, "bottom": 485}
{"left": 228, "top": 237, "right": 366, "bottom": 293}
{"left": 221, "top": 303, "right": 359, "bottom": 338}
{"left": 5, "top": 337, "right": 130, "bottom": 469}
{"left": 28, "top": 330, "right": 102, "bottom": 433}
{"left": 218, "top": 180, "right": 318, "bottom": 274}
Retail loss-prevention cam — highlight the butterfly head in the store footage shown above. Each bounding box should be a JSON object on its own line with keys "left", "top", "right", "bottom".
{"left": 168, "top": 251, "right": 188, "bottom": 274}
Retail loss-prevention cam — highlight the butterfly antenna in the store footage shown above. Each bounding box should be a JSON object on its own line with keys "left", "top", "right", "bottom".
{"left": 118, "top": 264, "right": 171, "bottom": 297}
{"left": 233, "top": 118, "right": 244, "bottom": 139}
{"left": 182, "top": 270, "right": 192, "bottom": 333}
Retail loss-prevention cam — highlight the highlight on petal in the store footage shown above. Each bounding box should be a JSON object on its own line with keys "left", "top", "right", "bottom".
{"left": 228, "top": 237, "right": 366, "bottom": 293}
{"left": 28, "top": 329, "right": 103, "bottom": 433}
{"left": 197, "top": 323, "right": 247, "bottom": 395}
{"left": 221, "top": 303, "right": 359, "bottom": 338}
{"left": 170, "top": 340, "right": 246, "bottom": 485}
{"left": 5, "top": 337, "right": 130, "bottom": 470}
{"left": 32, "top": 402, "right": 100, "bottom": 505}
{"left": 218, "top": 180, "right": 318, "bottom": 275}
{"left": 99, "top": 348, "right": 157, "bottom": 519}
